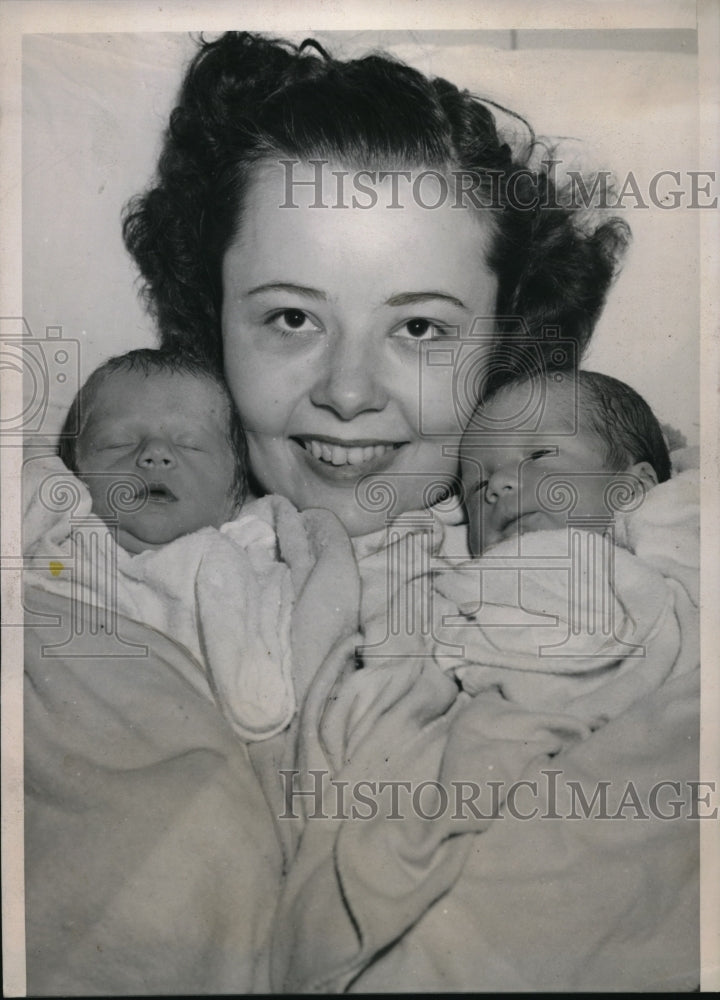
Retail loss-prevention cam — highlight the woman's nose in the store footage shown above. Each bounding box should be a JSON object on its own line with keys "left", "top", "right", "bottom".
{"left": 136, "top": 437, "right": 176, "bottom": 469}
{"left": 485, "top": 467, "right": 516, "bottom": 503}
{"left": 309, "top": 333, "right": 389, "bottom": 419}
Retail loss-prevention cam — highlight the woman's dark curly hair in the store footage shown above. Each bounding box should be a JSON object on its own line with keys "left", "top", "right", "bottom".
{"left": 122, "top": 31, "right": 631, "bottom": 378}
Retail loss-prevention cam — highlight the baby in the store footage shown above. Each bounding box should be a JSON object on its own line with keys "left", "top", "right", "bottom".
{"left": 25, "top": 349, "right": 300, "bottom": 740}
{"left": 57, "top": 348, "right": 247, "bottom": 552}
{"left": 425, "top": 367, "right": 698, "bottom": 716}
{"left": 460, "top": 368, "right": 671, "bottom": 555}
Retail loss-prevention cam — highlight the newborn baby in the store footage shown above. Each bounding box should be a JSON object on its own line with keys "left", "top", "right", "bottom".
{"left": 59, "top": 348, "right": 246, "bottom": 553}
{"left": 25, "top": 348, "right": 297, "bottom": 740}
{"left": 460, "top": 368, "right": 670, "bottom": 555}
{"left": 428, "top": 367, "right": 698, "bottom": 716}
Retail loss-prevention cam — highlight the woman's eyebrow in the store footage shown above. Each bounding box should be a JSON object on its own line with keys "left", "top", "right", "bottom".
{"left": 386, "top": 291, "right": 467, "bottom": 309}
{"left": 244, "top": 282, "right": 326, "bottom": 300}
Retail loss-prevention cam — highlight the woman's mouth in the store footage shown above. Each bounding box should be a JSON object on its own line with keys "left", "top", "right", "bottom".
{"left": 292, "top": 435, "right": 406, "bottom": 477}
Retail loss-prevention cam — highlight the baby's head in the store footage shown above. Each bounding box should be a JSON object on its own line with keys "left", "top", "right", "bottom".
{"left": 461, "top": 370, "right": 671, "bottom": 555}
{"left": 59, "top": 349, "right": 247, "bottom": 553}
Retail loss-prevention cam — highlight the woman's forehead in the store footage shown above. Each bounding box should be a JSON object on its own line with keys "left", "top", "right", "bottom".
{"left": 224, "top": 160, "right": 497, "bottom": 303}
{"left": 245, "top": 157, "right": 495, "bottom": 211}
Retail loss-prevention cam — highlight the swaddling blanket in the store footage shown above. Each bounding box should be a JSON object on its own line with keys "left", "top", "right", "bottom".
{"left": 430, "top": 469, "right": 699, "bottom": 721}
{"left": 271, "top": 471, "right": 700, "bottom": 993}
{"left": 23, "top": 456, "right": 361, "bottom": 995}
{"left": 24, "top": 454, "right": 302, "bottom": 739}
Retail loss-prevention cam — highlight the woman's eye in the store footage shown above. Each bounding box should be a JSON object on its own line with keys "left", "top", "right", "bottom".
{"left": 269, "top": 309, "right": 321, "bottom": 335}
{"left": 395, "top": 318, "right": 449, "bottom": 341}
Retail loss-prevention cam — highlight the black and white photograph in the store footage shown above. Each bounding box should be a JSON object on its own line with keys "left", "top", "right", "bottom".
{"left": 1, "top": 1, "right": 718, "bottom": 994}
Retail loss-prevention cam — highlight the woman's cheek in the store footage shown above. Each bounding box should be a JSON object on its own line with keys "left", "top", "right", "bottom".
{"left": 416, "top": 338, "right": 494, "bottom": 440}
{"left": 412, "top": 359, "right": 470, "bottom": 441}
{"left": 223, "top": 348, "right": 288, "bottom": 435}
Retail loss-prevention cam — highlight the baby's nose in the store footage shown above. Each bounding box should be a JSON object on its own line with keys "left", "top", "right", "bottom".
{"left": 485, "top": 467, "right": 517, "bottom": 502}
{"left": 136, "top": 437, "right": 176, "bottom": 468}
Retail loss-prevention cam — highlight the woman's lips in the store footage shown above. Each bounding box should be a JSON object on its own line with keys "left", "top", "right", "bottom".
{"left": 291, "top": 435, "right": 407, "bottom": 479}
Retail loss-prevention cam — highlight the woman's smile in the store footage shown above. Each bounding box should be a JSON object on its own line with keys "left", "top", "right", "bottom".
{"left": 222, "top": 161, "right": 498, "bottom": 534}
{"left": 290, "top": 436, "right": 408, "bottom": 485}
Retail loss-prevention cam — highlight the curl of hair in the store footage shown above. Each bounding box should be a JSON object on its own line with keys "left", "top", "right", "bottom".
{"left": 58, "top": 347, "right": 248, "bottom": 507}
{"left": 123, "top": 31, "right": 630, "bottom": 368}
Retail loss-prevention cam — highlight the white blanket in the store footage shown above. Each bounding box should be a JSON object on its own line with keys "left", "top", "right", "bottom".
{"left": 23, "top": 457, "right": 362, "bottom": 995}
{"left": 25, "top": 454, "right": 307, "bottom": 740}
{"left": 270, "top": 471, "right": 700, "bottom": 993}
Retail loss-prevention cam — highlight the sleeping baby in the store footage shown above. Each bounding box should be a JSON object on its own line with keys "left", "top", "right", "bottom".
{"left": 430, "top": 367, "right": 699, "bottom": 717}
{"left": 461, "top": 368, "right": 668, "bottom": 556}
{"left": 23, "top": 348, "right": 339, "bottom": 741}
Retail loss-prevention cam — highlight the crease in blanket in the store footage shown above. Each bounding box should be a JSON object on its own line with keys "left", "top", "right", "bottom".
{"left": 246, "top": 506, "right": 362, "bottom": 870}
{"left": 269, "top": 656, "right": 472, "bottom": 993}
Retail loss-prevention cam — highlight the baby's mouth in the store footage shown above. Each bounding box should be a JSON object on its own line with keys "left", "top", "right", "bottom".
{"left": 141, "top": 481, "right": 178, "bottom": 504}
{"left": 293, "top": 436, "right": 404, "bottom": 467}
{"left": 498, "top": 511, "right": 526, "bottom": 538}
{"left": 497, "top": 510, "right": 540, "bottom": 539}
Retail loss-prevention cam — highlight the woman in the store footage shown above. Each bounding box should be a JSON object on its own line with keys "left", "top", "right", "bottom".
{"left": 122, "top": 32, "right": 627, "bottom": 539}
{"left": 24, "top": 30, "right": 699, "bottom": 994}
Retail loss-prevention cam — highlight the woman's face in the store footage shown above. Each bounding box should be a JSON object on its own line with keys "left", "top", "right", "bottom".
{"left": 221, "top": 161, "right": 498, "bottom": 535}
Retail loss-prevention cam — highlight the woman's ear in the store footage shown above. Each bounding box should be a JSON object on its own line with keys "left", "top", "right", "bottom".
{"left": 628, "top": 461, "right": 658, "bottom": 494}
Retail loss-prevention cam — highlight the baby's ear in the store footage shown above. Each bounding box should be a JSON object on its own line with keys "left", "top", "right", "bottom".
{"left": 628, "top": 461, "right": 658, "bottom": 493}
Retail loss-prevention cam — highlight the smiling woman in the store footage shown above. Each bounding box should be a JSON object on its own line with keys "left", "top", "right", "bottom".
{"left": 220, "top": 160, "right": 498, "bottom": 535}
{"left": 123, "top": 33, "right": 629, "bottom": 533}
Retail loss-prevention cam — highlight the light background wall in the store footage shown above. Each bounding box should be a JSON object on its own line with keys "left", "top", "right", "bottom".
{"left": 22, "top": 29, "right": 700, "bottom": 444}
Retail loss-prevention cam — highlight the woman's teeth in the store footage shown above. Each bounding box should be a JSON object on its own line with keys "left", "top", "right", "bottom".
{"left": 305, "top": 440, "right": 396, "bottom": 466}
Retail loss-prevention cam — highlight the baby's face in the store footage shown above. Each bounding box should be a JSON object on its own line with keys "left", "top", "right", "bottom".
{"left": 461, "top": 381, "right": 638, "bottom": 555}
{"left": 76, "top": 369, "right": 238, "bottom": 553}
